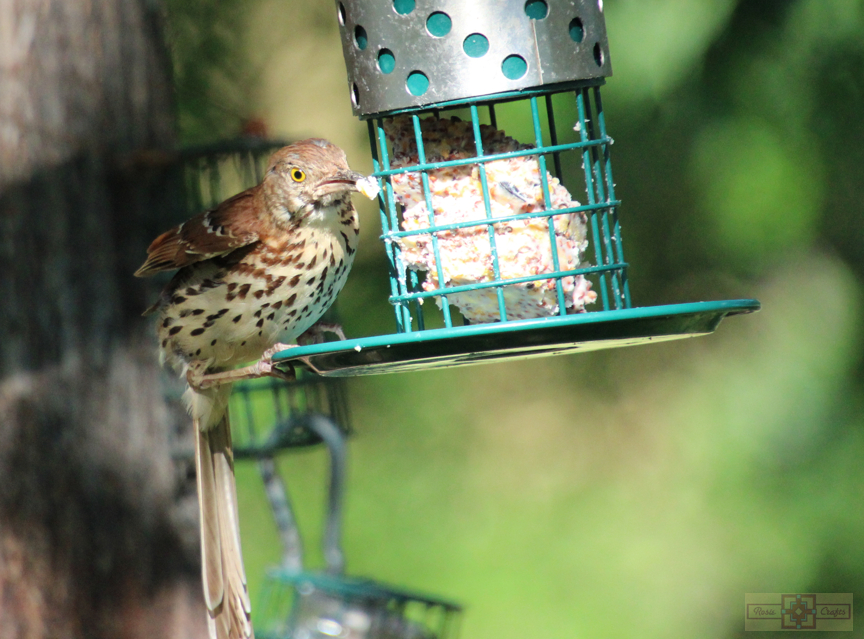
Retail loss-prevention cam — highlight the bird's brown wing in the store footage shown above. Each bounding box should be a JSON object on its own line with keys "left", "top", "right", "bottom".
{"left": 135, "top": 188, "right": 263, "bottom": 278}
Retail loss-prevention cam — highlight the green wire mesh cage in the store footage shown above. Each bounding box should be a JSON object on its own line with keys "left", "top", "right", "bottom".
{"left": 180, "top": 137, "right": 289, "bottom": 213}
{"left": 370, "top": 86, "right": 628, "bottom": 329}
{"left": 231, "top": 376, "right": 352, "bottom": 454}
{"left": 272, "top": 0, "right": 759, "bottom": 377}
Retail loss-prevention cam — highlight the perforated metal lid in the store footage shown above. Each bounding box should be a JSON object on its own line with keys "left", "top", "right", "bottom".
{"left": 336, "top": 0, "right": 612, "bottom": 116}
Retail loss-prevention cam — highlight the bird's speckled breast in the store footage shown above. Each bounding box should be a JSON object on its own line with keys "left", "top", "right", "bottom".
{"left": 158, "top": 201, "right": 359, "bottom": 372}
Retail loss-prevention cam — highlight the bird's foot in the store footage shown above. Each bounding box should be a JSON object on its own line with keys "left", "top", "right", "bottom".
{"left": 298, "top": 322, "right": 347, "bottom": 346}
{"left": 188, "top": 344, "right": 298, "bottom": 390}
{"left": 257, "top": 343, "right": 297, "bottom": 383}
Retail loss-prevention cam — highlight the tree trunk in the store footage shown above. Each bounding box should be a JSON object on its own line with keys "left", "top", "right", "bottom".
{"left": 0, "top": 0, "right": 207, "bottom": 636}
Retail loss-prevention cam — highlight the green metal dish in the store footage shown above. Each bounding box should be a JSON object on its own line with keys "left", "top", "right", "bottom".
{"left": 273, "top": 299, "right": 760, "bottom": 377}
{"left": 262, "top": 568, "right": 463, "bottom": 611}
{"left": 257, "top": 568, "right": 462, "bottom": 639}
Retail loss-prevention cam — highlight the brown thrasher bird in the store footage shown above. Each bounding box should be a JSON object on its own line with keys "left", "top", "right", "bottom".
{"left": 135, "top": 139, "right": 367, "bottom": 639}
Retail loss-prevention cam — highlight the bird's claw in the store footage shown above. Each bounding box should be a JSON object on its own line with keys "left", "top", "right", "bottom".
{"left": 186, "top": 368, "right": 206, "bottom": 391}
{"left": 257, "top": 343, "right": 297, "bottom": 382}
{"left": 186, "top": 343, "right": 298, "bottom": 389}
{"left": 260, "top": 361, "right": 296, "bottom": 383}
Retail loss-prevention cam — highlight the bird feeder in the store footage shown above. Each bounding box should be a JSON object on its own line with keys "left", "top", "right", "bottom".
{"left": 231, "top": 375, "right": 351, "bottom": 571}
{"left": 180, "top": 137, "right": 290, "bottom": 213}
{"left": 246, "top": 388, "right": 463, "bottom": 639}
{"left": 272, "top": 0, "right": 759, "bottom": 376}
{"left": 230, "top": 353, "right": 463, "bottom": 639}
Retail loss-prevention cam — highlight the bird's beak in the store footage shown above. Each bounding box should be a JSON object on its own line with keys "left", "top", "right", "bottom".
{"left": 314, "top": 170, "right": 366, "bottom": 198}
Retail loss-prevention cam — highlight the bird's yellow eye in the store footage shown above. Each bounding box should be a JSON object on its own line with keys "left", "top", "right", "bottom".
{"left": 290, "top": 168, "right": 306, "bottom": 182}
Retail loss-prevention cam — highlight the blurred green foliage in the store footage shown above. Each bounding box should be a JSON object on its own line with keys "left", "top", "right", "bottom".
{"left": 162, "top": 0, "right": 273, "bottom": 142}
{"left": 161, "top": 0, "right": 864, "bottom": 637}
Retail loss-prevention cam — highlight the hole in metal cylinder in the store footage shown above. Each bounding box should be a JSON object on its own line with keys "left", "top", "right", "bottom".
{"left": 593, "top": 42, "right": 604, "bottom": 66}
{"left": 393, "top": 0, "right": 415, "bottom": 15}
{"left": 426, "top": 12, "right": 451, "bottom": 37}
{"left": 524, "top": 0, "right": 548, "bottom": 20}
{"left": 463, "top": 33, "right": 489, "bottom": 58}
{"left": 501, "top": 54, "right": 527, "bottom": 79}
{"left": 378, "top": 48, "right": 395, "bottom": 74}
{"left": 354, "top": 25, "right": 367, "bottom": 50}
{"left": 568, "top": 17, "right": 584, "bottom": 42}
{"left": 406, "top": 71, "right": 429, "bottom": 96}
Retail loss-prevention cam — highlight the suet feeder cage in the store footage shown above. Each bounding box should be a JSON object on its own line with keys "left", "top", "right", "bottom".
{"left": 232, "top": 376, "right": 350, "bottom": 570}
{"left": 231, "top": 376, "right": 352, "bottom": 454}
{"left": 273, "top": 0, "right": 759, "bottom": 376}
{"left": 229, "top": 341, "right": 462, "bottom": 639}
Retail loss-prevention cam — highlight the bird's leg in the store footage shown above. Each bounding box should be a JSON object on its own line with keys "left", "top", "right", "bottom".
{"left": 297, "top": 322, "right": 347, "bottom": 346}
{"left": 188, "top": 344, "right": 298, "bottom": 390}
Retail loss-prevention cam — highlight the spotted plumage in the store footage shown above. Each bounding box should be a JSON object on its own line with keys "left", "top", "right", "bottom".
{"left": 144, "top": 203, "right": 358, "bottom": 373}
{"left": 135, "top": 138, "right": 366, "bottom": 639}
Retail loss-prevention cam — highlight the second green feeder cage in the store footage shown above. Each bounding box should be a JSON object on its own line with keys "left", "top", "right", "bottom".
{"left": 274, "top": 0, "right": 759, "bottom": 376}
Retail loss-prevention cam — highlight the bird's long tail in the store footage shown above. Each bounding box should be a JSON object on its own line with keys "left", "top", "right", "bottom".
{"left": 188, "top": 383, "right": 254, "bottom": 639}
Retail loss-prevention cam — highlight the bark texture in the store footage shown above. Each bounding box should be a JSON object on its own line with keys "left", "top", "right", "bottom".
{"left": 0, "top": 0, "right": 206, "bottom": 636}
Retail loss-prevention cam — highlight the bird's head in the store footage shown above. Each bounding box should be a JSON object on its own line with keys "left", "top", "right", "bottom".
{"left": 262, "top": 138, "right": 366, "bottom": 222}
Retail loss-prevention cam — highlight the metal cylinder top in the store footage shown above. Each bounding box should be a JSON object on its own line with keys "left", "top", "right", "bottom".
{"left": 336, "top": 0, "right": 612, "bottom": 117}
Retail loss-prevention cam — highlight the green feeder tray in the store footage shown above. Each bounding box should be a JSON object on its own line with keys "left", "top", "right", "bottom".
{"left": 273, "top": 299, "right": 758, "bottom": 377}
{"left": 258, "top": 569, "right": 462, "bottom": 639}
